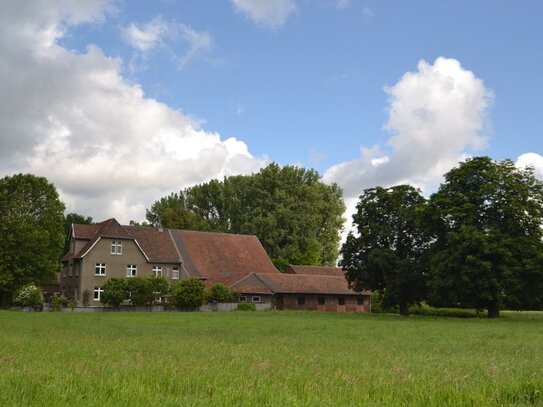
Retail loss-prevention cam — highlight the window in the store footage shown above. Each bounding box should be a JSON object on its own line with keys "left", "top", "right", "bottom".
{"left": 252, "top": 296, "right": 261, "bottom": 303}
{"left": 239, "top": 295, "right": 247, "bottom": 302}
{"left": 357, "top": 296, "right": 364, "bottom": 306}
{"left": 338, "top": 297, "right": 345, "bottom": 306}
{"left": 93, "top": 286, "right": 103, "bottom": 301}
{"left": 68, "top": 263, "right": 73, "bottom": 277}
{"left": 95, "top": 263, "right": 106, "bottom": 276}
{"left": 74, "top": 263, "right": 79, "bottom": 277}
{"left": 111, "top": 241, "right": 122, "bottom": 255}
{"left": 153, "top": 266, "right": 162, "bottom": 277}
{"left": 172, "top": 267, "right": 179, "bottom": 280}
{"left": 126, "top": 265, "right": 137, "bottom": 277}
{"left": 297, "top": 296, "right": 305, "bottom": 306}
{"left": 318, "top": 297, "right": 326, "bottom": 306}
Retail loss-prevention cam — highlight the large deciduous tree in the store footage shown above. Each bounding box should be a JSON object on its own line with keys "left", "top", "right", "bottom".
{"left": 427, "top": 157, "right": 543, "bottom": 318}
{"left": 146, "top": 163, "right": 345, "bottom": 270}
{"left": 340, "top": 185, "right": 430, "bottom": 316}
{"left": 0, "top": 174, "right": 65, "bottom": 305}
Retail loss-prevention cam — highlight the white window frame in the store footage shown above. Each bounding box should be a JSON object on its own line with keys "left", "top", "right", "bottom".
{"left": 95, "top": 263, "right": 106, "bottom": 276}
{"left": 111, "top": 241, "right": 122, "bottom": 255}
{"left": 153, "top": 266, "right": 162, "bottom": 277}
{"left": 172, "top": 267, "right": 180, "bottom": 280}
{"left": 126, "top": 264, "right": 137, "bottom": 278}
{"left": 252, "top": 296, "right": 261, "bottom": 303}
{"left": 93, "top": 286, "right": 103, "bottom": 301}
{"left": 239, "top": 295, "right": 247, "bottom": 302}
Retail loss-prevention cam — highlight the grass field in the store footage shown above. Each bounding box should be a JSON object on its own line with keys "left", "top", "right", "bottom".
{"left": 1, "top": 310, "right": 542, "bottom": 406}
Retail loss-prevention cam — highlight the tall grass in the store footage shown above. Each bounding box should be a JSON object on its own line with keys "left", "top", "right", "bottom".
{"left": 1, "top": 311, "right": 542, "bottom": 406}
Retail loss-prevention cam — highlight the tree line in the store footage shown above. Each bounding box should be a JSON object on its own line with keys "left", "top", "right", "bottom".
{"left": 341, "top": 157, "right": 543, "bottom": 318}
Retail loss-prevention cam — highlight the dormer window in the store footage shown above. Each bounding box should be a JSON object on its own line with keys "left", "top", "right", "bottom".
{"left": 111, "top": 241, "right": 122, "bottom": 255}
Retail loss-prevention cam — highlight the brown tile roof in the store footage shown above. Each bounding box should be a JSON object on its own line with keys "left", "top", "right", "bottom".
{"left": 124, "top": 226, "right": 181, "bottom": 263}
{"left": 170, "top": 230, "right": 280, "bottom": 286}
{"left": 232, "top": 273, "right": 370, "bottom": 296}
{"left": 62, "top": 219, "right": 180, "bottom": 263}
{"left": 286, "top": 264, "right": 346, "bottom": 277}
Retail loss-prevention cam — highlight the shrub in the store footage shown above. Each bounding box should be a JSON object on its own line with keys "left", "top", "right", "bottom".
{"left": 237, "top": 302, "right": 256, "bottom": 311}
{"left": 101, "top": 278, "right": 127, "bottom": 307}
{"left": 51, "top": 295, "right": 68, "bottom": 311}
{"left": 127, "top": 276, "right": 169, "bottom": 306}
{"left": 171, "top": 278, "right": 206, "bottom": 308}
{"left": 82, "top": 289, "right": 91, "bottom": 307}
{"left": 13, "top": 284, "right": 43, "bottom": 310}
{"left": 206, "top": 283, "right": 238, "bottom": 303}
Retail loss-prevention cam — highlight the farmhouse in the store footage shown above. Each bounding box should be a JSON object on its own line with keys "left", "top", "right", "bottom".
{"left": 60, "top": 218, "right": 370, "bottom": 312}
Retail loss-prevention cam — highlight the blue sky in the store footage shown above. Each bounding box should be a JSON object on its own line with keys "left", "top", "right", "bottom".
{"left": 1, "top": 0, "right": 542, "bottom": 223}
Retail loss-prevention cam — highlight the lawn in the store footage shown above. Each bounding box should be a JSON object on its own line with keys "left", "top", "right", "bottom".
{"left": 1, "top": 310, "right": 542, "bottom": 406}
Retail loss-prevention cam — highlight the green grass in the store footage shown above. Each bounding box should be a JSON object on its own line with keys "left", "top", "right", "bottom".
{"left": 1, "top": 310, "right": 543, "bottom": 406}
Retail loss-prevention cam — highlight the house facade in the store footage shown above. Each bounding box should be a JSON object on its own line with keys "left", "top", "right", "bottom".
{"left": 60, "top": 218, "right": 370, "bottom": 313}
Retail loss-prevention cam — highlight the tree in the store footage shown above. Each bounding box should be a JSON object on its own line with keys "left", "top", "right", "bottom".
{"left": 0, "top": 174, "right": 65, "bottom": 305}
{"left": 206, "top": 283, "right": 238, "bottom": 303}
{"left": 171, "top": 277, "right": 206, "bottom": 308}
{"left": 63, "top": 212, "right": 93, "bottom": 254}
{"left": 146, "top": 163, "right": 345, "bottom": 270}
{"left": 340, "top": 185, "right": 430, "bottom": 316}
{"left": 101, "top": 278, "right": 127, "bottom": 307}
{"left": 427, "top": 157, "right": 543, "bottom": 318}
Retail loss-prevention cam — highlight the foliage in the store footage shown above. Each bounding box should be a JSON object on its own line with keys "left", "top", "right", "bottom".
{"left": 426, "top": 157, "right": 543, "bottom": 318}
{"left": 341, "top": 185, "right": 430, "bottom": 315}
{"left": 101, "top": 278, "right": 127, "bottom": 307}
{"left": 50, "top": 295, "right": 68, "bottom": 312}
{"left": 206, "top": 283, "right": 238, "bottom": 303}
{"left": 236, "top": 302, "right": 256, "bottom": 311}
{"left": 13, "top": 284, "right": 43, "bottom": 310}
{"left": 126, "top": 276, "right": 169, "bottom": 306}
{"left": 0, "top": 174, "right": 65, "bottom": 305}
{"left": 146, "top": 163, "right": 345, "bottom": 270}
{"left": 63, "top": 212, "right": 93, "bottom": 254}
{"left": 170, "top": 278, "right": 206, "bottom": 308}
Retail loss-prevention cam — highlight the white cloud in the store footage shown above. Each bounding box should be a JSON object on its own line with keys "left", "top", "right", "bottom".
{"left": 336, "top": 0, "right": 350, "bottom": 9}
{"left": 324, "top": 57, "right": 493, "bottom": 227}
{"left": 0, "top": 1, "right": 266, "bottom": 223}
{"left": 122, "top": 16, "right": 212, "bottom": 70}
{"left": 122, "top": 17, "right": 169, "bottom": 52}
{"left": 231, "top": 0, "right": 296, "bottom": 29}
{"left": 516, "top": 153, "right": 543, "bottom": 179}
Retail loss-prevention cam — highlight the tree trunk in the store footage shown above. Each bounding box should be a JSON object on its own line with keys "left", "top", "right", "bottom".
{"left": 399, "top": 301, "right": 409, "bottom": 316}
{"left": 487, "top": 303, "right": 500, "bottom": 318}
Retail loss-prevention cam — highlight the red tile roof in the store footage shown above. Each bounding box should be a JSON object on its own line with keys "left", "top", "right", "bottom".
{"left": 170, "top": 229, "right": 280, "bottom": 286}
{"left": 286, "top": 264, "right": 345, "bottom": 277}
{"left": 232, "top": 273, "right": 370, "bottom": 296}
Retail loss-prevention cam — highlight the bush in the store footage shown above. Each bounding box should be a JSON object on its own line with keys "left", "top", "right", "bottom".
{"left": 206, "top": 283, "right": 238, "bottom": 303}
{"left": 126, "top": 276, "right": 169, "bottom": 306}
{"left": 13, "top": 284, "right": 43, "bottom": 310}
{"left": 237, "top": 302, "right": 256, "bottom": 311}
{"left": 101, "top": 278, "right": 127, "bottom": 307}
{"left": 51, "top": 295, "right": 68, "bottom": 311}
{"left": 171, "top": 278, "right": 206, "bottom": 308}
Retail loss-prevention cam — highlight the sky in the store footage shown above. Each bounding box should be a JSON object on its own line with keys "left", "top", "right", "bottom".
{"left": 1, "top": 0, "right": 543, "bottom": 227}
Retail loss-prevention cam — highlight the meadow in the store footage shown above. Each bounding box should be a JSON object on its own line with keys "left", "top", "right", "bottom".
{"left": 1, "top": 310, "right": 542, "bottom": 406}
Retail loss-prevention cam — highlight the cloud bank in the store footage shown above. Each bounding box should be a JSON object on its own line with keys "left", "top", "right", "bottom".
{"left": 0, "top": 0, "right": 265, "bottom": 223}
